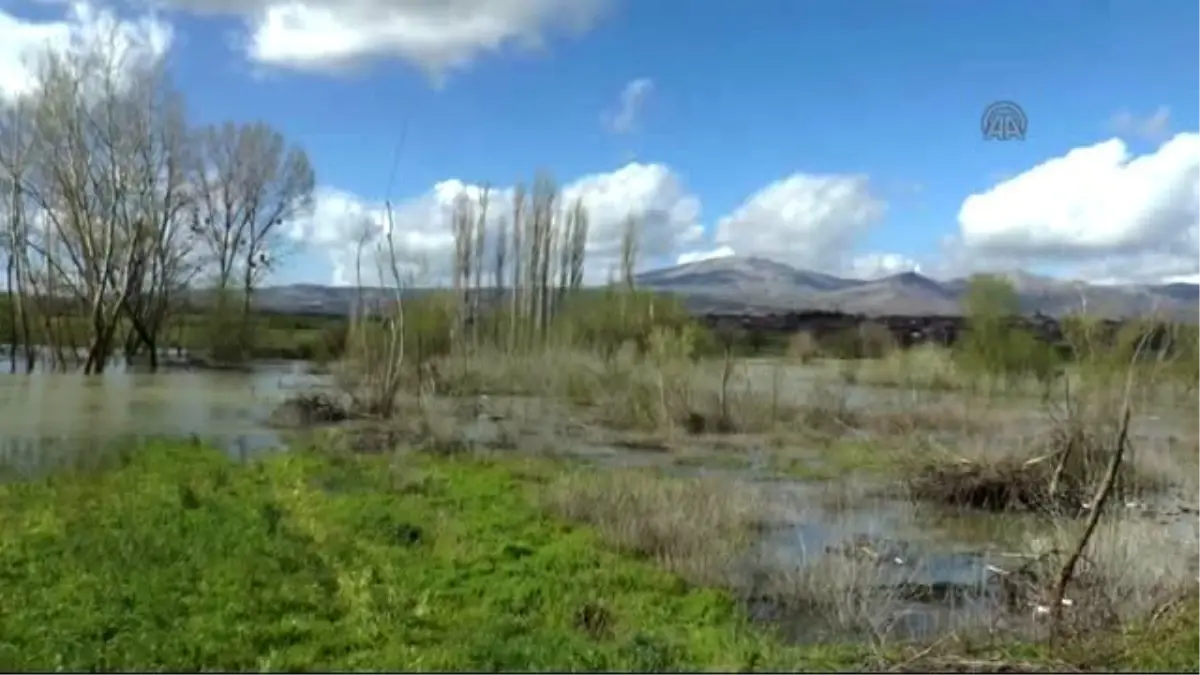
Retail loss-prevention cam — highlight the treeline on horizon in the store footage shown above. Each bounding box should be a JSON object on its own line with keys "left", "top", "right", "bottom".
{"left": 2, "top": 274, "right": 1196, "bottom": 378}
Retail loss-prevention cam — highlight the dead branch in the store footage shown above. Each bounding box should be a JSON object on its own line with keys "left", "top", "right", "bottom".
{"left": 1048, "top": 328, "right": 1152, "bottom": 643}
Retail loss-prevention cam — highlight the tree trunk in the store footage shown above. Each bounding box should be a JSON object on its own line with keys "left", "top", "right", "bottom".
{"left": 125, "top": 309, "right": 161, "bottom": 372}
{"left": 5, "top": 256, "right": 15, "bottom": 373}
{"left": 123, "top": 325, "right": 140, "bottom": 363}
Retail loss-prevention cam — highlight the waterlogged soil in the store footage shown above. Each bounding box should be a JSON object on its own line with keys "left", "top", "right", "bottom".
{"left": 1, "top": 358, "right": 1196, "bottom": 649}
{"left": 440, "top": 399, "right": 1197, "bottom": 644}
{"left": 746, "top": 485, "right": 1048, "bottom": 643}
{"left": 400, "top": 393, "right": 1199, "bottom": 644}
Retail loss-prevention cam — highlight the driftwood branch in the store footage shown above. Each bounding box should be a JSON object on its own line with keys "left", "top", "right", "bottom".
{"left": 1048, "top": 328, "right": 1152, "bottom": 644}
{"left": 1049, "top": 403, "right": 1131, "bottom": 641}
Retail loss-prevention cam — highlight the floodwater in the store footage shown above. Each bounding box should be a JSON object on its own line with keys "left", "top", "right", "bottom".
{"left": 0, "top": 357, "right": 326, "bottom": 472}
{"left": 0, "top": 352, "right": 1194, "bottom": 645}
{"left": 748, "top": 483, "right": 1033, "bottom": 642}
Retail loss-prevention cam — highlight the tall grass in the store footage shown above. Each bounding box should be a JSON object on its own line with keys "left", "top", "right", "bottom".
{"left": 314, "top": 194, "right": 1197, "bottom": 663}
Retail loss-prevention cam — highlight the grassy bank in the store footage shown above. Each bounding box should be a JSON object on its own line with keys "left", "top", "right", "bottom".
{"left": 0, "top": 441, "right": 1194, "bottom": 672}
{"left": 0, "top": 442, "right": 830, "bottom": 671}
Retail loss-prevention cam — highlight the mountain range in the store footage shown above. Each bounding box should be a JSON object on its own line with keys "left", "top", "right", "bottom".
{"left": 228, "top": 256, "right": 1199, "bottom": 321}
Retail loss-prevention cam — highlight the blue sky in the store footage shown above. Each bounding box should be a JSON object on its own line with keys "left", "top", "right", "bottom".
{"left": 1, "top": 0, "right": 1197, "bottom": 286}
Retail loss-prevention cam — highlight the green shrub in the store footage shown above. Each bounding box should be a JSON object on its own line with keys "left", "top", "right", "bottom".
{"left": 955, "top": 274, "right": 1061, "bottom": 382}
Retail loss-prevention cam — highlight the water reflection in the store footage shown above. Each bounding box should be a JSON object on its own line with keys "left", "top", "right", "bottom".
{"left": 0, "top": 357, "right": 328, "bottom": 470}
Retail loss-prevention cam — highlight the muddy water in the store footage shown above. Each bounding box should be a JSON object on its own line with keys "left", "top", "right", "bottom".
{"left": 0, "top": 359, "right": 326, "bottom": 472}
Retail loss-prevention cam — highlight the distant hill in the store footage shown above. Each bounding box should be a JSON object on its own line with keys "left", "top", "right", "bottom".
{"left": 198, "top": 255, "right": 1199, "bottom": 321}
{"left": 632, "top": 256, "right": 1198, "bottom": 321}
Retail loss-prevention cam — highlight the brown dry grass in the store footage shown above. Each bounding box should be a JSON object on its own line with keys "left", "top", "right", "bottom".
{"left": 306, "top": 339, "right": 1198, "bottom": 659}
{"left": 419, "top": 346, "right": 1003, "bottom": 443}
{"left": 787, "top": 331, "right": 821, "bottom": 363}
{"left": 902, "top": 394, "right": 1185, "bottom": 514}
{"left": 541, "top": 468, "right": 766, "bottom": 586}
{"left": 541, "top": 470, "right": 932, "bottom": 639}
{"left": 751, "top": 545, "right": 925, "bottom": 641}
{"left": 540, "top": 461, "right": 1197, "bottom": 645}
{"left": 1017, "top": 516, "right": 1199, "bottom": 633}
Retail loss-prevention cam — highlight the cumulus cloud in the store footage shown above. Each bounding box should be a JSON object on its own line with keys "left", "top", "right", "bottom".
{"left": 0, "top": 2, "right": 173, "bottom": 103}
{"left": 562, "top": 162, "right": 703, "bottom": 267}
{"left": 157, "top": 0, "right": 607, "bottom": 77}
{"left": 675, "top": 246, "right": 734, "bottom": 266}
{"left": 957, "top": 132, "right": 1199, "bottom": 283}
{"left": 602, "top": 77, "right": 653, "bottom": 134}
{"left": 1064, "top": 253, "right": 1200, "bottom": 287}
{"left": 1111, "top": 106, "right": 1172, "bottom": 142}
{"left": 710, "top": 173, "right": 887, "bottom": 272}
{"left": 294, "top": 162, "right": 704, "bottom": 286}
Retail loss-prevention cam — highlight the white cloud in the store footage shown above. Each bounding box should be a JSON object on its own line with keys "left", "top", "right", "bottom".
{"left": 159, "top": 0, "right": 607, "bottom": 77}
{"left": 1111, "top": 106, "right": 1171, "bottom": 141}
{"left": 1065, "top": 253, "right": 1200, "bottom": 287}
{"left": 561, "top": 162, "right": 703, "bottom": 268}
{"left": 711, "top": 173, "right": 887, "bottom": 272}
{"left": 294, "top": 162, "right": 704, "bottom": 286}
{"left": 675, "top": 246, "right": 734, "bottom": 266}
{"left": 602, "top": 77, "right": 653, "bottom": 134}
{"left": 0, "top": 2, "right": 173, "bottom": 103}
{"left": 956, "top": 132, "right": 1199, "bottom": 283}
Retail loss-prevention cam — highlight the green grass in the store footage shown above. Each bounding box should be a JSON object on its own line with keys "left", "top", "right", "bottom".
{"left": 169, "top": 314, "right": 343, "bottom": 361}
{"left": 960, "top": 600, "right": 1200, "bottom": 673}
{"left": 0, "top": 442, "right": 858, "bottom": 672}
{"left": 0, "top": 441, "right": 1193, "bottom": 672}
{"left": 1105, "top": 599, "right": 1200, "bottom": 671}
{"left": 769, "top": 439, "right": 910, "bottom": 480}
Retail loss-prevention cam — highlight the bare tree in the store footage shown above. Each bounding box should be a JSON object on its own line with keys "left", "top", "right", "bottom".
{"left": 567, "top": 197, "right": 588, "bottom": 293}
{"left": 341, "top": 208, "right": 411, "bottom": 417}
{"left": 492, "top": 215, "right": 507, "bottom": 347}
{"left": 471, "top": 185, "right": 489, "bottom": 349}
{"left": 119, "top": 84, "right": 199, "bottom": 370}
{"left": 426, "top": 175, "right": 593, "bottom": 355}
{"left": 450, "top": 192, "right": 474, "bottom": 351}
{"left": 556, "top": 205, "right": 572, "bottom": 312}
{"left": 528, "top": 174, "right": 557, "bottom": 341}
{"left": 617, "top": 213, "right": 642, "bottom": 326}
{"left": 0, "top": 101, "right": 37, "bottom": 372}
{"left": 508, "top": 184, "right": 525, "bottom": 350}
{"left": 2, "top": 97, "right": 76, "bottom": 374}
{"left": 545, "top": 209, "right": 560, "bottom": 328}
{"left": 555, "top": 196, "right": 589, "bottom": 313}
{"left": 619, "top": 214, "right": 640, "bottom": 291}
{"left": 9, "top": 34, "right": 188, "bottom": 373}
{"left": 190, "top": 120, "right": 315, "bottom": 355}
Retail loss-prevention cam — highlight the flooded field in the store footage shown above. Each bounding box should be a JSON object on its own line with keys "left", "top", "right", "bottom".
{"left": 0, "top": 357, "right": 324, "bottom": 466}
{"left": 1, "top": 350, "right": 1196, "bottom": 655}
